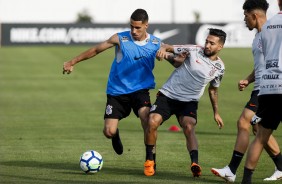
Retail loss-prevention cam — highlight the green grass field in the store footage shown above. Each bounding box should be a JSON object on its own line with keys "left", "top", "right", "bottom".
{"left": 0, "top": 46, "right": 281, "bottom": 184}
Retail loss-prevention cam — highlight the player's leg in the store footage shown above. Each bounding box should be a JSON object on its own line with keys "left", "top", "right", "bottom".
{"left": 103, "top": 118, "right": 123, "bottom": 155}
{"left": 176, "top": 101, "right": 201, "bottom": 177}
{"left": 179, "top": 115, "right": 201, "bottom": 177}
{"left": 138, "top": 106, "right": 150, "bottom": 137}
{"left": 211, "top": 108, "right": 252, "bottom": 182}
{"left": 263, "top": 134, "right": 280, "bottom": 157}
{"left": 242, "top": 94, "right": 282, "bottom": 183}
{"left": 144, "top": 112, "right": 163, "bottom": 176}
{"left": 253, "top": 123, "right": 282, "bottom": 181}
{"left": 242, "top": 125, "right": 273, "bottom": 183}
{"left": 103, "top": 94, "right": 131, "bottom": 155}
{"left": 131, "top": 89, "right": 152, "bottom": 143}
{"left": 211, "top": 91, "right": 257, "bottom": 182}
{"left": 260, "top": 95, "right": 282, "bottom": 181}
{"left": 143, "top": 92, "right": 170, "bottom": 176}
{"left": 131, "top": 89, "right": 158, "bottom": 173}
{"left": 220, "top": 108, "right": 253, "bottom": 179}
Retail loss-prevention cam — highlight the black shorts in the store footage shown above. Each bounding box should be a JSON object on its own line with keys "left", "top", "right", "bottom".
{"left": 244, "top": 90, "right": 259, "bottom": 112}
{"left": 256, "top": 94, "right": 282, "bottom": 130}
{"left": 104, "top": 89, "right": 151, "bottom": 120}
{"left": 150, "top": 92, "right": 198, "bottom": 123}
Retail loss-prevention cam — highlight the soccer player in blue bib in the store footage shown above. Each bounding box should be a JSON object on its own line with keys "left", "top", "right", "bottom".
{"left": 63, "top": 9, "right": 161, "bottom": 155}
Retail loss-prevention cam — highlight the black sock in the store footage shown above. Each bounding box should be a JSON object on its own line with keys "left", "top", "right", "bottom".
{"left": 228, "top": 150, "right": 244, "bottom": 174}
{"left": 241, "top": 167, "right": 254, "bottom": 184}
{"left": 271, "top": 152, "right": 282, "bottom": 171}
{"left": 153, "top": 153, "right": 156, "bottom": 169}
{"left": 145, "top": 144, "right": 154, "bottom": 160}
{"left": 190, "top": 150, "right": 198, "bottom": 164}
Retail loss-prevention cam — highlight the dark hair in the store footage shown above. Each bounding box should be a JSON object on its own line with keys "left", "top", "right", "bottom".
{"left": 208, "top": 28, "right": 227, "bottom": 45}
{"left": 243, "top": 0, "right": 269, "bottom": 12}
{"left": 130, "top": 9, "right": 149, "bottom": 23}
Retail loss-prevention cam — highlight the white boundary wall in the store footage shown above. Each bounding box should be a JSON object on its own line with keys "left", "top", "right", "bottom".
{"left": 0, "top": 0, "right": 279, "bottom": 24}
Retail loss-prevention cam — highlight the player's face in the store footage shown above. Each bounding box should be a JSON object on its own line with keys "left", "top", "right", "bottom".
{"left": 244, "top": 10, "right": 256, "bottom": 31}
{"left": 130, "top": 19, "right": 148, "bottom": 41}
{"left": 204, "top": 35, "right": 223, "bottom": 57}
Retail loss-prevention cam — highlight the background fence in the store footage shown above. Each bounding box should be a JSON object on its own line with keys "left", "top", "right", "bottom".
{"left": 1, "top": 22, "right": 254, "bottom": 47}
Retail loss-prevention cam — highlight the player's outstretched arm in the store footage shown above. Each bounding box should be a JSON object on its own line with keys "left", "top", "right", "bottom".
{"left": 156, "top": 43, "right": 174, "bottom": 61}
{"left": 63, "top": 34, "right": 119, "bottom": 74}
{"left": 208, "top": 85, "right": 224, "bottom": 129}
{"left": 165, "top": 52, "right": 187, "bottom": 68}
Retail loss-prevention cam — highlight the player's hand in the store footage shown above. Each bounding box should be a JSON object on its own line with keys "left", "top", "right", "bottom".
{"left": 63, "top": 61, "right": 74, "bottom": 74}
{"left": 179, "top": 51, "right": 189, "bottom": 58}
{"left": 238, "top": 79, "right": 249, "bottom": 91}
{"left": 172, "top": 51, "right": 188, "bottom": 62}
{"left": 214, "top": 113, "right": 224, "bottom": 129}
{"left": 156, "top": 47, "right": 168, "bottom": 61}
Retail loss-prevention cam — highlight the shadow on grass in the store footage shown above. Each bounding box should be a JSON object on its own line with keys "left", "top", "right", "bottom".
{"left": 0, "top": 160, "right": 79, "bottom": 171}
{"left": 0, "top": 160, "right": 222, "bottom": 183}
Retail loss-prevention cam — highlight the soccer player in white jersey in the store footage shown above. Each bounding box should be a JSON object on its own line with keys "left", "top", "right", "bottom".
{"left": 211, "top": 0, "right": 282, "bottom": 182}
{"left": 143, "top": 28, "right": 226, "bottom": 177}
{"left": 241, "top": 0, "right": 282, "bottom": 183}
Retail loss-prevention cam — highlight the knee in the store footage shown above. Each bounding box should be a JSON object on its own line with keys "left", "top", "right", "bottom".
{"left": 183, "top": 122, "right": 195, "bottom": 133}
{"left": 138, "top": 107, "right": 150, "bottom": 123}
{"left": 237, "top": 118, "right": 251, "bottom": 132}
{"left": 103, "top": 128, "right": 116, "bottom": 139}
{"left": 148, "top": 115, "right": 161, "bottom": 131}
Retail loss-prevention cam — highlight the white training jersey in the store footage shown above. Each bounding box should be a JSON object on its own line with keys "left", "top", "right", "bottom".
{"left": 252, "top": 32, "right": 264, "bottom": 91}
{"left": 259, "top": 12, "right": 282, "bottom": 95}
{"left": 159, "top": 45, "right": 225, "bottom": 102}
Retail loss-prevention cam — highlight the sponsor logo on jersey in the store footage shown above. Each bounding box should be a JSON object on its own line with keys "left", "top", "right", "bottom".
{"left": 262, "top": 74, "right": 279, "bottom": 80}
{"left": 176, "top": 47, "right": 189, "bottom": 53}
{"left": 151, "top": 38, "right": 159, "bottom": 44}
{"left": 266, "top": 59, "right": 279, "bottom": 69}
{"left": 198, "top": 50, "right": 205, "bottom": 56}
{"left": 215, "top": 63, "right": 222, "bottom": 69}
{"left": 214, "top": 75, "right": 223, "bottom": 82}
{"left": 260, "top": 83, "right": 282, "bottom": 89}
{"left": 134, "top": 56, "right": 144, "bottom": 60}
{"left": 257, "top": 38, "right": 262, "bottom": 50}
{"left": 121, "top": 36, "right": 129, "bottom": 42}
{"left": 209, "top": 67, "right": 216, "bottom": 76}
{"left": 267, "top": 24, "right": 282, "bottom": 29}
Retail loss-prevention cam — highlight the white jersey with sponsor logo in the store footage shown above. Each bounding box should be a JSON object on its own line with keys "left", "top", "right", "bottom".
{"left": 259, "top": 12, "right": 282, "bottom": 95}
{"left": 159, "top": 45, "right": 225, "bottom": 102}
{"left": 252, "top": 32, "right": 264, "bottom": 91}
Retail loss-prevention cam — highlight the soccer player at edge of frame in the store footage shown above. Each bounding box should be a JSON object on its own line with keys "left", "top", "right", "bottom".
{"left": 211, "top": 0, "right": 282, "bottom": 182}
{"left": 241, "top": 0, "right": 282, "bottom": 183}
{"left": 143, "top": 28, "right": 226, "bottom": 178}
{"left": 62, "top": 9, "right": 161, "bottom": 157}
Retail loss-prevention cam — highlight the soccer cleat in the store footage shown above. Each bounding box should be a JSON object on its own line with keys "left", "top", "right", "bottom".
{"left": 144, "top": 160, "right": 155, "bottom": 176}
{"left": 264, "top": 167, "right": 282, "bottom": 181}
{"left": 111, "top": 129, "right": 123, "bottom": 155}
{"left": 191, "top": 163, "right": 202, "bottom": 177}
{"left": 211, "top": 166, "right": 236, "bottom": 182}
